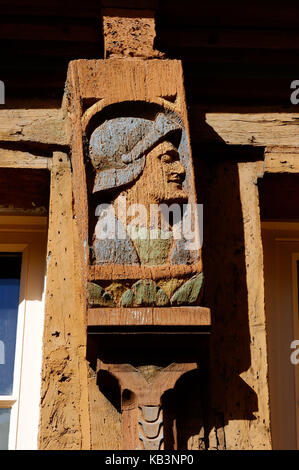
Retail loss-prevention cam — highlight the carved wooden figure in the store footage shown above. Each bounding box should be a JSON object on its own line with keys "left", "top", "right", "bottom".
{"left": 66, "top": 58, "right": 210, "bottom": 449}
{"left": 66, "top": 59, "right": 203, "bottom": 308}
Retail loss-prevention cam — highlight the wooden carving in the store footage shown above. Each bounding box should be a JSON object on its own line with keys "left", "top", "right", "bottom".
{"left": 98, "top": 361, "right": 197, "bottom": 450}
{"left": 138, "top": 406, "right": 164, "bottom": 450}
{"left": 66, "top": 59, "right": 210, "bottom": 450}
{"left": 66, "top": 59, "right": 203, "bottom": 310}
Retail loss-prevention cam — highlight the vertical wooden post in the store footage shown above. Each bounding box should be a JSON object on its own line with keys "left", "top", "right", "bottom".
{"left": 39, "top": 152, "right": 91, "bottom": 450}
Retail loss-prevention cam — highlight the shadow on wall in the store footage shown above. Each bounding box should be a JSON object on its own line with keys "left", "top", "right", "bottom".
{"left": 162, "top": 368, "right": 209, "bottom": 450}
{"left": 0, "top": 168, "right": 49, "bottom": 302}
{"left": 193, "top": 115, "right": 265, "bottom": 445}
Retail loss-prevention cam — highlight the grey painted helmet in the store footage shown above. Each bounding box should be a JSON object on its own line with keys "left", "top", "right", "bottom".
{"left": 89, "top": 113, "right": 182, "bottom": 193}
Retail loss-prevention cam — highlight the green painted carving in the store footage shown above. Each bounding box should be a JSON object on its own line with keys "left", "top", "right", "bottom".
{"left": 156, "top": 287, "right": 170, "bottom": 306}
{"left": 87, "top": 282, "right": 115, "bottom": 307}
{"left": 105, "top": 282, "right": 131, "bottom": 304}
{"left": 120, "top": 279, "right": 169, "bottom": 307}
{"left": 133, "top": 229, "right": 173, "bottom": 266}
{"left": 170, "top": 273, "right": 203, "bottom": 306}
{"left": 120, "top": 288, "right": 134, "bottom": 307}
{"left": 158, "top": 278, "right": 184, "bottom": 299}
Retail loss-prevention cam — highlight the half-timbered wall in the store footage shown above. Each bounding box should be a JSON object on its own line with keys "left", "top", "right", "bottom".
{"left": 1, "top": 0, "right": 299, "bottom": 450}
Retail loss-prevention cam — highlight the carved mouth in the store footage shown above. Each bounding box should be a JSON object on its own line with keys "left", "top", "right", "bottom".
{"left": 168, "top": 176, "right": 183, "bottom": 186}
{"left": 168, "top": 176, "right": 182, "bottom": 184}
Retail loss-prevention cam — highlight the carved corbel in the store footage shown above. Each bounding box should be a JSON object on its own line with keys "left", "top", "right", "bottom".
{"left": 98, "top": 361, "right": 197, "bottom": 450}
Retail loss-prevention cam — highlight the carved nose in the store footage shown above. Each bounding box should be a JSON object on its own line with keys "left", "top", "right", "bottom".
{"left": 172, "top": 161, "right": 185, "bottom": 176}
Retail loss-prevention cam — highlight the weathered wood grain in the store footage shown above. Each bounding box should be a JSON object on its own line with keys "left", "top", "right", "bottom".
{"left": 0, "top": 148, "right": 51, "bottom": 169}
{"left": 87, "top": 367, "right": 122, "bottom": 450}
{"left": 102, "top": 8, "right": 163, "bottom": 58}
{"left": 159, "top": 28, "right": 299, "bottom": 50}
{"left": 191, "top": 108, "right": 299, "bottom": 147}
{"left": 39, "top": 152, "right": 90, "bottom": 450}
{"left": 264, "top": 146, "right": 299, "bottom": 173}
{"left": 89, "top": 261, "right": 202, "bottom": 281}
{"left": 230, "top": 161, "right": 272, "bottom": 449}
{"left": 0, "top": 107, "right": 298, "bottom": 149}
{"left": 88, "top": 306, "right": 211, "bottom": 326}
{"left": 0, "top": 109, "right": 67, "bottom": 146}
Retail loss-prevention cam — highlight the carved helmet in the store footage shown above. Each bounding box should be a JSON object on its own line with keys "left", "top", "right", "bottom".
{"left": 89, "top": 113, "right": 182, "bottom": 193}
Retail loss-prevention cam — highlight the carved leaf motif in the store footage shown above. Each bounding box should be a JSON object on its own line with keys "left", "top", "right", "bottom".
{"left": 170, "top": 273, "right": 204, "bottom": 306}
{"left": 120, "top": 279, "right": 169, "bottom": 307}
{"left": 87, "top": 282, "right": 115, "bottom": 307}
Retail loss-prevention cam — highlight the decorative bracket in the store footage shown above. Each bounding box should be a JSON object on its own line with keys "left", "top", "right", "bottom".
{"left": 98, "top": 361, "right": 197, "bottom": 450}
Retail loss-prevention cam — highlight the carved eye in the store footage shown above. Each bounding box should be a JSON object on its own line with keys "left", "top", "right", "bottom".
{"left": 161, "top": 154, "right": 173, "bottom": 164}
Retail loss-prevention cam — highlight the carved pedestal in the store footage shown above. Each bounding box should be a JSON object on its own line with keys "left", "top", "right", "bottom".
{"left": 66, "top": 58, "right": 211, "bottom": 450}
{"left": 99, "top": 362, "right": 197, "bottom": 450}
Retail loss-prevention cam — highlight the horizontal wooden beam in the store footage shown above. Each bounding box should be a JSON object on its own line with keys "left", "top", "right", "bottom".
{"left": 191, "top": 107, "right": 299, "bottom": 147}
{"left": 88, "top": 306, "right": 211, "bottom": 327}
{"left": 159, "top": 2, "right": 299, "bottom": 29}
{"left": 1, "top": 107, "right": 298, "bottom": 149}
{"left": 89, "top": 261, "right": 202, "bottom": 281}
{"left": 102, "top": 0, "right": 158, "bottom": 9}
{"left": 0, "top": 148, "right": 52, "bottom": 169}
{"left": 0, "top": 215, "right": 47, "bottom": 232}
{"left": 159, "top": 28, "right": 299, "bottom": 50}
{"left": 0, "top": 109, "right": 67, "bottom": 146}
{"left": 264, "top": 146, "right": 299, "bottom": 173}
{"left": 0, "top": 1, "right": 100, "bottom": 18}
{"left": 0, "top": 20, "right": 99, "bottom": 42}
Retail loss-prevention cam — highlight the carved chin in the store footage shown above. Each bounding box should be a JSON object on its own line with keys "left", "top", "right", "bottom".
{"left": 149, "top": 185, "right": 188, "bottom": 204}
{"left": 164, "top": 188, "right": 188, "bottom": 203}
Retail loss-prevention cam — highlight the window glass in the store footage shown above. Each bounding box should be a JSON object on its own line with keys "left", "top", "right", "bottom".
{"left": 0, "top": 408, "right": 11, "bottom": 450}
{"left": 0, "top": 408, "right": 10, "bottom": 449}
{"left": 0, "top": 253, "right": 22, "bottom": 395}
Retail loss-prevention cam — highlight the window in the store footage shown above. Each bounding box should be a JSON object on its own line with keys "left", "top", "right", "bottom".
{"left": 262, "top": 222, "right": 299, "bottom": 449}
{"left": 0, "top": 216, "right": 47, "bottom": 449}
{"left": 0, "top": 253, "right": 21, "bottom": 449}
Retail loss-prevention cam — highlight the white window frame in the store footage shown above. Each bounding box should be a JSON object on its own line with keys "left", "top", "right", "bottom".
{"left": 0, "top": 216, "right": 47, "bottom": 450}
{"left": 262, "top": 221, "right": 299, "bottom": 449}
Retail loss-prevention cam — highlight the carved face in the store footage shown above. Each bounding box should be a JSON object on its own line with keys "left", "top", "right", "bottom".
{"left": 142, "top": 141, "right": 187, "bottom": 204}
